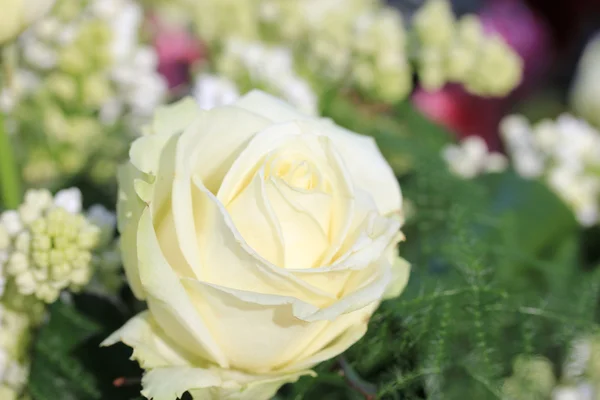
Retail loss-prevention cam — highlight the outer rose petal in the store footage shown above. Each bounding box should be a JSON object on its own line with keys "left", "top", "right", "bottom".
{"left": 234, "top": 91, "right": 402, "bottom": 215}
{"left": 146, "top": 97, "right": 202, "bottom": 137}
{"left": 384, "top": 257, "right": 411, "bottom": 300}
{"left": 118, "top": 98, "right": 206, "bottom": 299}
{"left": 101, "top": 311, "right": 193, "bottom": 369}
{"left": 234, "top": 90, "right": 308, "bottom": 123}
{"left": 136, "top": 208, "right": 228, "bottom": 368}
{"left": 142, "top": 366, "right": 313, "bottom": 400}
{"left": 179, "top": 256, "right": 391, "bottom": 371}
{"left": 117, "top": 163, "right": 147, "bottom": 299}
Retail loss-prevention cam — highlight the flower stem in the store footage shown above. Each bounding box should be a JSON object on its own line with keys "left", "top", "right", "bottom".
{"left": 0, "top": 110, "right": 21, "bottom": 209}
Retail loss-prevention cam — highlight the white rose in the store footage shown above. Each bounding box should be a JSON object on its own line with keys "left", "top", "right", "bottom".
{"left": 0, "top": 0, "right": 56, "bottom": 45}
{"left": 570, "top": 34, "right": 600, "bottom": 129}
{"left": 103, "top": 90, "right": 409, "bottom": 399}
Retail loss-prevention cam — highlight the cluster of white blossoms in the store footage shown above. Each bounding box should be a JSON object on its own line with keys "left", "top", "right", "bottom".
{"left": 0, "top": 188, "right": 100, "bottom": 303}
{"left": 0, "top": 188, "right": 114, "bottom": 399}
{"left": 17, "top": 0, "right": 166, "bottom": 124}
{"left": 189, "top": 0, "right": 521, "bottom": 109}
{"left": 442, "top": 136, "right": 508, "bottom": 179}
{"left": 352, "top": 8, "right": 412, "bottom": 102}
{"left": 0, "top": 303, "right": 35, "bottom": 400}
{"left": 3, "top": 0, "right": 166, "bottom": 186}
{"left": 500, "top": 114, "right": 600, "bottom": 226}
{"left": 503, "top": 334, "right": 600, "bottom": 400}
{"left": 413, "top": 0, "right": 522, "bottom": 95}
{"left": 212, "top": 39, "right": 318, "bottom": 115}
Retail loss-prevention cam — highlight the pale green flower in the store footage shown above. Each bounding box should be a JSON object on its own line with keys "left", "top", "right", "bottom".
{"left": 0, "top": 188, "right": 101, "bottom": 303}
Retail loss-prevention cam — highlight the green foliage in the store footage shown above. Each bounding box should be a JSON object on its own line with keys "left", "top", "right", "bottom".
{"left": 28, "top": 294, "right": 143, "bottom": 400}
{"left": 280, "top": 97, "right": 600, "bottom": 399}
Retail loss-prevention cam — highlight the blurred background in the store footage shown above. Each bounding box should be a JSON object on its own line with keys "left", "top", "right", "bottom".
{"left": 393, "top": 0, "right": 600, "bottom": 149}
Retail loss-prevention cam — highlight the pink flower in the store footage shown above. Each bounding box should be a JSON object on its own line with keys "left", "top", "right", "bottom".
{"left": 150, "top": 15, "right": 204, "bottom": 90}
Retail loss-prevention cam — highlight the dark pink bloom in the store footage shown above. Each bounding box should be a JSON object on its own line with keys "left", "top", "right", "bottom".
{"left": 149, "top": 15, "right": 205, "bottom": 90}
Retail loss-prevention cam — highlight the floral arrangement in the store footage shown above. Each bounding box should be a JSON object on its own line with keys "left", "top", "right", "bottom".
{"left": 0, "top": 0, "right": 599, "bottom": 399}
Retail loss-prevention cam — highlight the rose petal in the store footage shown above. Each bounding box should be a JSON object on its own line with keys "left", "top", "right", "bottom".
{"left": 283, "top": 305, "right": 375, "bottom": 372}
{"left": 384, "top": 256, "right": 411, "bottom": 300}
{"left": 101, "top": 311, "right": 193, "bottom": 369}
{"left": 116, "top": 163, "right": 148, "bottom": 299}
{"left": 233, "top": 91, "right": 402, "bottom": 216}
{"left": 265, "top": 178, "right": 330, "bottom": 269}
{"left": 148, "top": 96, "right": 202, "bottom": 137}
{"left": 312, "top": 119, "right": 403, "bottom": 217}
{"left": 137, "top": 208, "right": 228, "bottom": 367}
{"left": 170, "top": 106, "right": 272, "bottom": 276}
{"left": 181, "top": 278, "right": 330, "bottom": 372}
{"left": 234, "top": 90, "right": 308, "bottom": 123}
{"left": 191, "top": 174, "right": 335, "bottom": 305}
{"left": 226, "top": 170, "right": 285, "bottom": 266}
{"left": 179, "top": 264, "right": 389, "bottom": 370}
{"left": 142, "top": 366, "right": 312, "bottom": 400}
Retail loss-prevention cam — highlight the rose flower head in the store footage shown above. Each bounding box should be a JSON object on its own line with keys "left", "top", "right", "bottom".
{"left": 103, "top": 90, "right": 410, "bottom": 399}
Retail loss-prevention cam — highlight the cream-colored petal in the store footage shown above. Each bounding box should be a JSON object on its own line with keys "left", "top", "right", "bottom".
{"left": 304, "top": 119, "right": 403, "bottom": 217}
{"left": 219, "top": 126, "right": 355, "bottom": 271}
{"left": 129, "top": 133, "right": 176, "bottom": 177}
{"left": 180, "top": 274, "right": 387, "bottom": 372}
{"left": 141, "top": 367, "right": 222, "bottom": 400}
{"left": 290, "top": 201, "right": 400, "bottom": 296}
{"left": 170, "top": 107, "right": 272, "bottom": 276}
{"left": 191, "top": 174, "right": 334, "bottom": 305}
{"left": 217, "top": 122, "right": 304, "bottom": 205}
{"left": 187, "top": 105, "right": 272, "bottom": 193}
{"left": 116, "top": 163, "right": 148, "bottom": 299}
{"left": 142, "top": 366, "right": 312, "bottom": 400}
{"left": 232, "top": 94, "right": 402, "bottom": 215}
{"left": 136, "top": 208, "right": 228, "bottom": 368}
{"left": 151, "top": 133, "right": 197, "bottom": 279}
{"left": 383, "top": 256, "right": 411, "bottom": 300}
{"left": 265, "top": 178, "right": 330, "bottom": 269}
{"left": 283, "top": 304, "right": 376, "bottom": 372}
{"left": 149, "top": 97, "right": 203, "bottom": 137}
{"left": 226, "top": 170, "right": 285, "bottom": 266}
{"left": 101, "top": 311, "right": 194, "bottom": 369}
{"left": 181, "top": 278, "right": 329, "bottom": 372}
{"left": 131, "top": 97, "right": 204, "bottom": 175}
{"left": 234, "top": 90, "right": 308, "bottom": 123}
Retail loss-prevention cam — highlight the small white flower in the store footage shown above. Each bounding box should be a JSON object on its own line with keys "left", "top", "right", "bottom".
{"left": 552, "top": 384, "right": 595, "bottom": 400}
{"left": 87, "top": 205, "right": 116, "bottom": 231}
{"left": 54, "top": 188, "right": 82, "bottom": 214}
{"left": 22, "top": 38, "right": 57, "bottom": 70}
{"left": 442, "top": 136, "right": 506, "bottom": 178}
{"left": 193, "top": 74, "right": 240, "bottom": 110}
{"left": 0, "top": 212, "right": 23, "bottom": 236}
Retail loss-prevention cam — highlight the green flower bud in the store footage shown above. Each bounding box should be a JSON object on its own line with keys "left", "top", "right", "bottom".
{"left": 58, "top": 45, "right": 89, "bottom": 75}
{"left": 31, "top": 251, "right": 49, "bottom": 268}
{"left": 46, "top": 73, "right": 77, "bottom": 103}
{"left": 82, "top": 74, "right": 113, "bottom": 108}
{"left": 32, "top": 234, "right": 51, "bottom": 251}
{"left": 414, "top": 0, "right": 455, "bottom": 48}
{"left": 51, "top": 262, "right": 71, "bottom": 280}
{"left": 0, "top": 226, "right": 9, "bottom": 249}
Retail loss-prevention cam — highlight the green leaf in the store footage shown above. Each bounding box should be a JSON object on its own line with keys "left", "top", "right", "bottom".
{"left": 477, "top": 171, "right": 578, "bottom": 256}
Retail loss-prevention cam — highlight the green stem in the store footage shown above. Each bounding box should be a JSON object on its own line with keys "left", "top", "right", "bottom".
{"left": 0, "top": 110, "right": 21, "bottom": 209}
